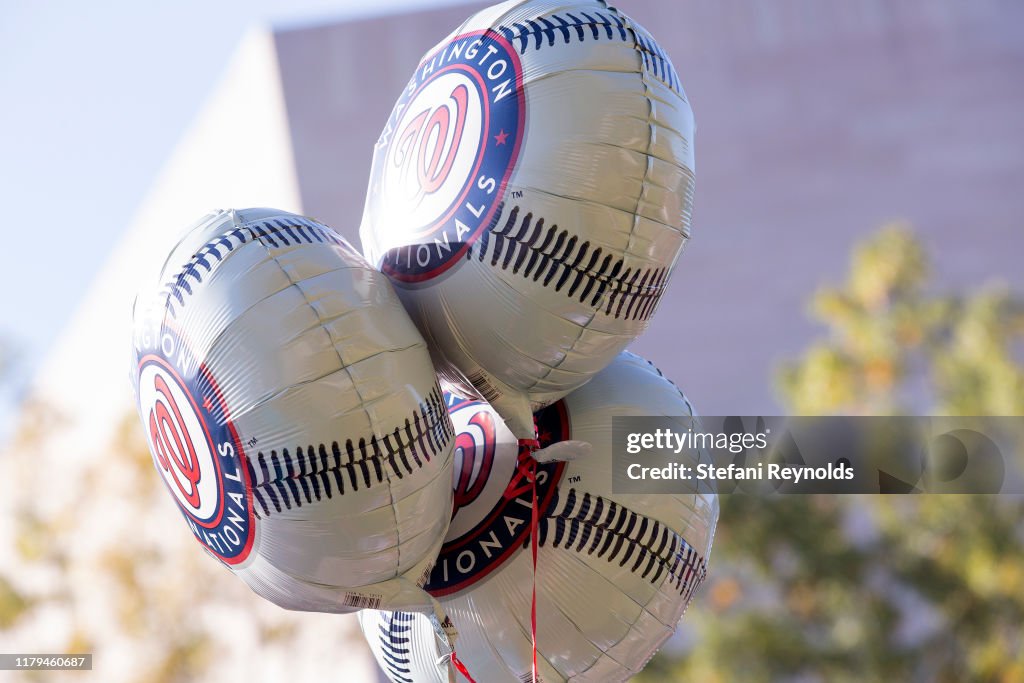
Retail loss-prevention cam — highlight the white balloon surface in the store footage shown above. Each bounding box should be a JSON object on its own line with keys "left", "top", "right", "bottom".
{"left": 360, "top": 0, "right": 697, "bottom": 438}
{"left": 129, "top": 208, "right": 455, "bottom": 614}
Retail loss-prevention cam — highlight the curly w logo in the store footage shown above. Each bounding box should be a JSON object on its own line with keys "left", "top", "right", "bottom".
{"left": 149, "top": 373, "right": 203, "bottom": 508}
{"left": 453, "top": 410, "right": 497, "bottom": 513}
{"left": 393, "top": 83, "right": 470, "bottom": 201}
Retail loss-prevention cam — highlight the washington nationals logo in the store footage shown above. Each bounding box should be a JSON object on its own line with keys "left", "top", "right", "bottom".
{"left": 425, "top": 395, "right": 568, "bottom": 596}
{"left": 368, "top": 31, "right": 525, "bottom": 284}
{"left": 136, "top": 327, "right": 254, "bottom": 565}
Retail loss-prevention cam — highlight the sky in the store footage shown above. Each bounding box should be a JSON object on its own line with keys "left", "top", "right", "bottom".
{"left": 0, "top": 0, "right": 475, "bottom": 433}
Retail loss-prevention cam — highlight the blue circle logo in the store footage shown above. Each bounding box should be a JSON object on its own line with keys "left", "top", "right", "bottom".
{"left": 367, "top": 31, "right": 525, "bottom": 284}
{"left": 136, "top": 327, "right": 255, "bottom": 565}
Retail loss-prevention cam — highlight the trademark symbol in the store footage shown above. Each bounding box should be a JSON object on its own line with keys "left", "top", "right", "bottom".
{"left": 511, "top": 190, "right": 523, "bottom": 199}
{"left": 568, "top": 475, "right": 582, "bottom": 484}
{"left": 247, "top": 436, "right": 258, "bottom": 447}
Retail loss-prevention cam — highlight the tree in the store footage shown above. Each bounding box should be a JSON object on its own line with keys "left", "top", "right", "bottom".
{"left": 637, "top": 226, "right": 1024, "bottom": 682}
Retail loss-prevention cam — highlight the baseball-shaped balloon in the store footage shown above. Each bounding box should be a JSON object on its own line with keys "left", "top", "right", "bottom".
{"left": 360, "top": 0, "right": 696, "bottom": 438}
{"left": 360, "top": 352, "right": 718, "bottom": 682}
{"left": 129, "top": 208, "right": 455, "bottom": 614}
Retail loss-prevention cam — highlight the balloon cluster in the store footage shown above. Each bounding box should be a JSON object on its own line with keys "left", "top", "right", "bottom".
{"left": 129, "top": 1, "right": 716, "bottom": 681}
{"left": 361, "top": 353, "right": 717, "bottom": 682}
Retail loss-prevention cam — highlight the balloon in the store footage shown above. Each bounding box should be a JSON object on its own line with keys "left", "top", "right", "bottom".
{"left": 129, "top": 208, "right": 455, "bottom": 614}
{"left": 360, "top": 0, "right": 697, "bottom": 438}
{"left": 360, "top": 352, "right": 718, "bottom": 682}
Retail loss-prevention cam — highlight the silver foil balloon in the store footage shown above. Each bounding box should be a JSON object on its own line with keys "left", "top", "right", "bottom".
{"left": 360, "top": 0, "right": 697, "bottom": 438}
{"left": 359, "top": 352, "right": 718, "bottom": 682}
{"left": 129, "top": 208, "right": 455, "bottom": 614}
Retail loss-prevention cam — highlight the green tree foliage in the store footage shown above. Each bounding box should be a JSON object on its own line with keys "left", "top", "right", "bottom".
{"left": 638, "top": 226, "right": 1024, "bottom": 683}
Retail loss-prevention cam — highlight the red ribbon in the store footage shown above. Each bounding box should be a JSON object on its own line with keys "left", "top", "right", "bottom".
{"left": 450, "top": 437, "right": 541, "bottom": 683}
{"left": 451, "top": 651, "right": 477, "bottom": 683}
{"left": 503, "top": 438, "right": 541, "bottom": 683}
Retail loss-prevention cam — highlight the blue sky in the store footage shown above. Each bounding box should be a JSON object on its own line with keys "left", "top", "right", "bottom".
{"left": 0, "top": 0, "right": 474, "bottom": 431}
